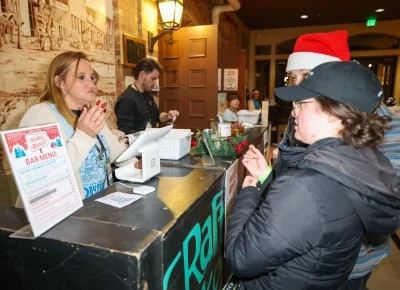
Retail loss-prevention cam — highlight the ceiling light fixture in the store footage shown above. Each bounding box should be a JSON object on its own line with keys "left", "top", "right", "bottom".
{"left": 300, "top": 15, "right": 308, "bottom": 19}
{"left": 375, "top": 9, "right": 385, "bottom": 12}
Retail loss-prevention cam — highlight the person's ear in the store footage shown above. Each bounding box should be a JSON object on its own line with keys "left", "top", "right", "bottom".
{"left": 138, "top": 71, "right": 147, "bottom": 80}
{"left": 54, "top": 76, "right": 64, "bottom": 89}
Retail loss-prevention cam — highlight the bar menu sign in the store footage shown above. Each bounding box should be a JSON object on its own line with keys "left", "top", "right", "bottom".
{"left": 0, "top": 123, "right": 83, "bottom": 237}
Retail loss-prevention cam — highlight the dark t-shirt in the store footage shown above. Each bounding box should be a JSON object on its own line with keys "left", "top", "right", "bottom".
{"left": 114, "top": 85, "right": 161, "bottom": 134}
{"left": 71, "top": 109, "right": 82, "bottom": 117}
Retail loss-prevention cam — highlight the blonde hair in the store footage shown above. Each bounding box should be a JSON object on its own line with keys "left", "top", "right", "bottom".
{"left": 40, "top": 51, "right": 91, "bottom": 127}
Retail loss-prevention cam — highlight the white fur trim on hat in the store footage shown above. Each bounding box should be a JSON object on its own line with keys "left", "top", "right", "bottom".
{"left": 286, "top": 52, "right": 341, "bottom": 72}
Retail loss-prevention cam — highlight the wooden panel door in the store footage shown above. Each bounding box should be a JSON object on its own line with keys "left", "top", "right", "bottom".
{"left": 158, "top": 25, "right": 218, "bottom": 130}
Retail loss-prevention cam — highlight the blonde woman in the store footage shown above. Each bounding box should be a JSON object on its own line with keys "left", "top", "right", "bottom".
{"left": 16, "top": 51, "right": 126, "bottom": 206}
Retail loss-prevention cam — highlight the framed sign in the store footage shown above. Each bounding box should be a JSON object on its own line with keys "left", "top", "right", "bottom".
{"left": 123, "top": 33, "right": 146, "bottom": 68}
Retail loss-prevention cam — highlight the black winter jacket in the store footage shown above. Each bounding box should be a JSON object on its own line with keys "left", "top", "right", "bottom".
{"left": 225, "top": 138, "right": 400, "bottom": 290}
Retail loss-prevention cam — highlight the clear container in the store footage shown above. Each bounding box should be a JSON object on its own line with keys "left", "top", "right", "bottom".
{"left": 210, "top": 119, "right": 219, "bottom": 135}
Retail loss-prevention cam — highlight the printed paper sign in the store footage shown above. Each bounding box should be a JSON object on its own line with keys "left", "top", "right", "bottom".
{"left": 125, "top": 76, "right": 135, "bottom": 88}
{"left": 218, "top": 68, "right": 222, "bottom": 91}
{"left": 96, "top": 192, "right": 142, "bottom": 208}
{"left": 224, "top": 160, "right": 238, "bottom": 242}
{"left": 218, "top": 93, "right": 227, "bottom": 115}
{"left": 0, "top": 123, "right": 83, "bottom": 237}
{"left": 224, "top": 68, "right": 238, "bottom": 91}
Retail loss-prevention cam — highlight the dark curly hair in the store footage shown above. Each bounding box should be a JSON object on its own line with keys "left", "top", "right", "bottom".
{"left": 315, "top": 97, "right": 391, "bottom": 148}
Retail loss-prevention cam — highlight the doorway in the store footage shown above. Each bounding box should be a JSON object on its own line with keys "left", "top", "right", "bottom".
{"left": 255, "top": 60, "right": 270, "bottom": 104}
{"left": 354, "top": 56, "right": 397, "bottom": 101}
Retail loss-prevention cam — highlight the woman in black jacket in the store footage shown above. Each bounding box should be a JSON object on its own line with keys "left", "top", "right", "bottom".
{"left": 225, "top": 61, "right": 400, "bottom": 290}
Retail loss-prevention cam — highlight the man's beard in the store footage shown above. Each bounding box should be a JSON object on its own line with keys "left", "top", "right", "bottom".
{"left": 142, "top": 81, "right": 152, "bottom": 92}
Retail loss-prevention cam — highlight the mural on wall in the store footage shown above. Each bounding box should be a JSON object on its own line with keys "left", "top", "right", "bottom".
{"left": 0, "top": 0, "right": 115, "bottom": 165}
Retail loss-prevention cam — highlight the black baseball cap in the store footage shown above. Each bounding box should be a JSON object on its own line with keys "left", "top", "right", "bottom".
{"left": 274, "top": 61, "right": 383, "bottom": 113}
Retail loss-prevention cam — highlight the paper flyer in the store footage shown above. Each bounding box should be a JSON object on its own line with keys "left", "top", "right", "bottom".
{"left": 261, "top": 100, "right": 269, "bottom": 125}
{"left": 0, "top": 123, "right": 83, "bottom": 237}
{"left": 125, "top": 76, "right": 135, "bottom": 88}
{"left": 224, "top": 160, "right": 239, "bottom": 243}
{"left": 96, "top": 192, "right": 142, "bottom": 208}
{"left": 218, "top": 93, "right": 227, "bottom": 115}
{"left": 223, "top": 68, "right": 239, "bottom": 91}
{"left": 218, "top": 68, "right": 222, "bottom": 91}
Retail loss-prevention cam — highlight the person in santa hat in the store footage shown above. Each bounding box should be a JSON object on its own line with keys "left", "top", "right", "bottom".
{"left": 283, "top": 30, "right": 351, "bottom": 148}
{"left": 237, "top": 31, "right": 394, "bottom": 290}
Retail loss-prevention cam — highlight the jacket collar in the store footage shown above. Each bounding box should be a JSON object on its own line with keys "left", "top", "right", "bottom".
{"left": 276, "top": 137, "right": 341, "bottom": 172}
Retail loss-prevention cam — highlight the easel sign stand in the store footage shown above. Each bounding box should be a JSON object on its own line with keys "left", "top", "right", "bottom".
{"left": 0, "top": 123, "right": 83, "bottom": 239}
{"left": 115, "top": 125, "right": 172, "bottom": 183}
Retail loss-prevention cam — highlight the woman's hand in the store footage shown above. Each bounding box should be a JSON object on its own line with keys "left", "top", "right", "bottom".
{"left": 242, "top": 175, "right": 258, "bottom": 188}
{"left": 77, "top": 102, "right": 105, "bottom": 138}
{"left": 242, "top": 144, "right": 268, "bottom": 179}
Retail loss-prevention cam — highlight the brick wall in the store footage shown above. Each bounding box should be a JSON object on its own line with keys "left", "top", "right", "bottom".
{"left": 113, "top": 0, "right": 158, "bottom": 99}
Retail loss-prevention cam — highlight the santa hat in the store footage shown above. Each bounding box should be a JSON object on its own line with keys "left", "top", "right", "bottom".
{"left": 286, "top": 30, "right": 350, "bottom": 72}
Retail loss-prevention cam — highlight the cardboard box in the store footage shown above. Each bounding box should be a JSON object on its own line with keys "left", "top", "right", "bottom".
{"left": 158, "top": 129, "right": 192, "bottom": 160}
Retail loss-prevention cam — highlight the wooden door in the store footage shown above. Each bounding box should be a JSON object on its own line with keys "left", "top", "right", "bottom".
{"left": 158, "top": 25, "right": 218, "bottom": 130}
